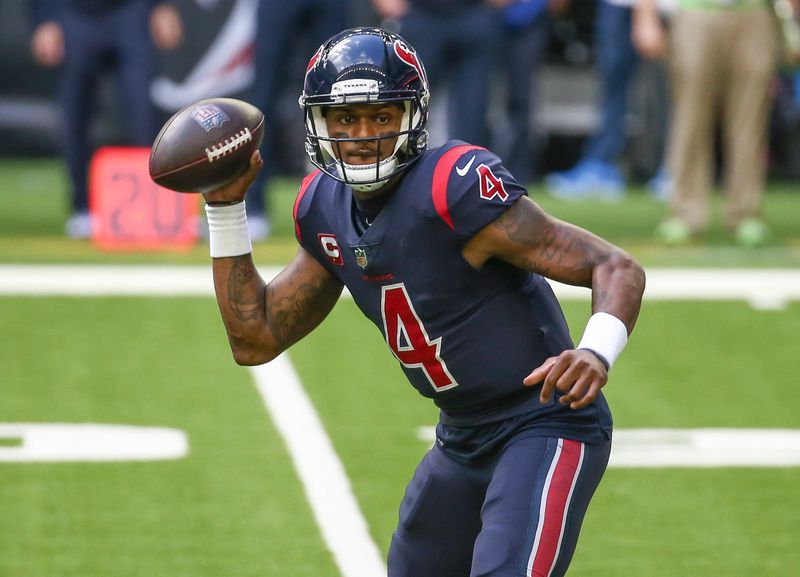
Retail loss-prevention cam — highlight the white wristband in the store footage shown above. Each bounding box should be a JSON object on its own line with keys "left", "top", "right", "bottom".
{"left": 205, "top": 201, "right": 252, "bottom": 258}
{"left": 576, "top": 312, "right": 628, "bottom": 370}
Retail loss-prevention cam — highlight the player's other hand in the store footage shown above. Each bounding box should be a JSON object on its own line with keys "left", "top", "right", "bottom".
{"left": 523, "top": 349, "right": 608, "bottom": 410}
{"left": 202, "top": 150, "right": 262, "bottom": 205}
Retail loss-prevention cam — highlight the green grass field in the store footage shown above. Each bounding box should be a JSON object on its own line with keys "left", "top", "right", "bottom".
{"left": 1, "top": 159, "right": 799, "bottom": 576}
{"left": 2, "top": 158, "right": 799, "bottom": 266}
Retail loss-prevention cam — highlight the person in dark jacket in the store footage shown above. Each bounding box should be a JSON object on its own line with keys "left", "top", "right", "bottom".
{"left": 373, "top": 0, "right": 512, "bottom": 149}
{"left": 242, "top": 0, "right": 350, "bottom": 241}
{"left": 30, "top": 0, "right": 182, "bottom": 238}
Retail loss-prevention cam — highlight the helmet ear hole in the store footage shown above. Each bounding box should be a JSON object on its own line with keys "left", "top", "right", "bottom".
{"left": 300, "top": 27, "right": 430, "bottom": 187}
{"left": 416, "top": 130, "right": 429, "bottom": 153}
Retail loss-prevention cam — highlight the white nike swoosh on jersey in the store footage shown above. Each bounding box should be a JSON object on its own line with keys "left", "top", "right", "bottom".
{"left": 455, "top": 155, "right": 476, "bottom": 177}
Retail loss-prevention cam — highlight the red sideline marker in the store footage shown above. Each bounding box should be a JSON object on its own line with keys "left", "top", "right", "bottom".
{"left": 89, "top": 146, "right": 199, "bottom": 252}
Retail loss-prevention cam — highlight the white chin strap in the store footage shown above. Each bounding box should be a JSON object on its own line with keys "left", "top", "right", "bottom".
{"left": 337, "top": 155, "right": 399, "bottom": 192}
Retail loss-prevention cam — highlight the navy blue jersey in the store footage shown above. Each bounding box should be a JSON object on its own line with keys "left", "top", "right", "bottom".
{"left": 293, "top": 141, "right": 612, "bottom": 444}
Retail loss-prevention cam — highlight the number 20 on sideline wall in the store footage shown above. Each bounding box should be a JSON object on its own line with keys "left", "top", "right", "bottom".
{"left": 89, "top": 147, "right": 200, "bottom": 251}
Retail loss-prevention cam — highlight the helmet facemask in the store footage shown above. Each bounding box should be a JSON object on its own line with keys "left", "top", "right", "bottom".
{"left": 303, "top": 85, "right": 428, "bottom": 192}
{"left": 300, "top": 29, "right": 430, "bottom": 192}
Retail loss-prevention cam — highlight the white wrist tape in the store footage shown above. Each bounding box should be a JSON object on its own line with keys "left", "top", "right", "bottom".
{"left": 205, "top": 201, "right": 252, "bottom": 258}
{"left": 576, "top": 312, "right": 628, "bottom": 370}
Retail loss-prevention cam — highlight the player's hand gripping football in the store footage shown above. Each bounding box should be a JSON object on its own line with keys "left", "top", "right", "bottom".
{"left": 523, "top": 350, "right": 608, "bottom": 410}
{"left": 202, "top": 150, "right": 263, "bottom": 205}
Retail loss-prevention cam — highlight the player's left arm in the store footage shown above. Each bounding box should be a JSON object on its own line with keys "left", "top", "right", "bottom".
{"left": 463, "top": 196, "right": 646, "bottom": 409}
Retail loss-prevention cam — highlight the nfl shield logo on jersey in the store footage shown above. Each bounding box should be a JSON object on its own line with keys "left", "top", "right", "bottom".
{"left": 354, "top": 247, "right": 369, "bottom": 269}
{"left": 190, "top": 104, "right": 230, "bottom": 132}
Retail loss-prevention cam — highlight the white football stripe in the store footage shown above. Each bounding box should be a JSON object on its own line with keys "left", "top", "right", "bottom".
{"left": 416, "top": 427, "right": 800, "bottom": 467}
{"left": 2, "top": 266, "right": 800, "bottom": 308}
{"left": 609, "top": 428, "right": 800, "bottom": 468}
{"left": 249, "top": 355, "right": 387, "bottom": 577}
{"left": 0, "top": 423, "right": 188, "bottom": 462}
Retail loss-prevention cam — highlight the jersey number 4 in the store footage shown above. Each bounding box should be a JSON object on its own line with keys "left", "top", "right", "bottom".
{"left": 381, "top": 284, "right": 458, "bottom": 392}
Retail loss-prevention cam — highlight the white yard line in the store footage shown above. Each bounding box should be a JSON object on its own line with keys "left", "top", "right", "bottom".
{"left": 249, "top": 356, "right": 387, "bottom": 577}
{"left": 414, "top": 427, "right": 800, "bottom": 468}
{"left": 0, "top": 423, "right": 188, "bottom": 462}
{"left": 1, "top": 265, "right": 800, "bottom": 308}
{"left": 0, "top": 265, "right": 219, "bottom": 296}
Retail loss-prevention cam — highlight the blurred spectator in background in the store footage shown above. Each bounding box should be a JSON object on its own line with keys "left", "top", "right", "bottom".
{"left": 373, "top": 0, "right": 512, "bottom": 149}
{"left": 496, "top": 0, "right": 566, "bottom": 184}
{"left": 244, "top": 0, "right": 351, "bottom": 241}
{"left": 29, "top": 0, "right": 182, "bottom": 239}
{"left": 638, "top": 0, "right": 781, "bottom": 246}
{"left": 545, "top": 0, "right": 646, "bottom": 200}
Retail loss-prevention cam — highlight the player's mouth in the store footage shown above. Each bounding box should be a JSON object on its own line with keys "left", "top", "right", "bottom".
{"left": 344, "top": 150, "right": 381, "bottom": 165}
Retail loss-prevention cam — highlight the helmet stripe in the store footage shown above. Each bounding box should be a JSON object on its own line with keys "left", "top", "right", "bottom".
{"left": 305, "top": 45, "right": 323, "bottom": 79}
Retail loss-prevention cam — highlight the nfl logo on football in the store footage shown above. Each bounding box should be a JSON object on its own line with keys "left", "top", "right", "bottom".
{"left": 191, "top": 104, "right": 230, "bottom": 132}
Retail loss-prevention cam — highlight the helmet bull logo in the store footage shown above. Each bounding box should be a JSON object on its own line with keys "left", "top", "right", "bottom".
{"left": 393, "top": 40, "right": 427, "bottom": 85}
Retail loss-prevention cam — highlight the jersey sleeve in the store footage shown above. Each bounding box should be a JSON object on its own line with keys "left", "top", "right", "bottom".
{"left": 291, "top": 170, "right": 347, "bottom": 276}
{"left": 292, "top": 169, "right": 322, "bottom": 245}
{"left": 431, "top": 145, "right": 528, "bottom": 242}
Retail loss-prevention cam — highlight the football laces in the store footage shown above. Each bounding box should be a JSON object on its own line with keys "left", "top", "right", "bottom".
{"left": 205, "top": 127, "right": 253, "bottom": 163}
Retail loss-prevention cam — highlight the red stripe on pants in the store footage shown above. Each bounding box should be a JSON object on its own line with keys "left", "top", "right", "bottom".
{"left": 529, "top": 439, "right": 584, "bottom": 577}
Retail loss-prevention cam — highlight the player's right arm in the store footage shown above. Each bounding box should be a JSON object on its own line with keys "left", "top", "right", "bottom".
{"left": 210, "top": 249, "right": 343, "bottom": 366}
{"left": 203, "top": 151, "right": 344, "bottom": 366}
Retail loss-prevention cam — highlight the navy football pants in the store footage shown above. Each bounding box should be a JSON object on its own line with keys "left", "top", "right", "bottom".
{"left": 387, "top": 435, "right": 611, "bottom": 577}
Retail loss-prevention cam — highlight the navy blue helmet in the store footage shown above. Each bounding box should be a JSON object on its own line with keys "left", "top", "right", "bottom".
{"left": 299, "top": 28, "right": 430, "bottom": 192}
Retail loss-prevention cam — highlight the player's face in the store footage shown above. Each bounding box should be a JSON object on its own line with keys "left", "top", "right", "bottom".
{"left": 324, "top": 103, "right": 405, "bottom": 165}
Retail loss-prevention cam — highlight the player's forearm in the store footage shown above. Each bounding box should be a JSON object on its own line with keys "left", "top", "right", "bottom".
{"left": 211, "top": 255, "right": 279, "bottom": 365}
{"left": 589, "top": 250, "right": 645, "bottom": 335}
{"left": 534, "top": 223, "right": 645, "bottom": 334}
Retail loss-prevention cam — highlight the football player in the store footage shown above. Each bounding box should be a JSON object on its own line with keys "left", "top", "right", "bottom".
{"left": 202, "top": 28, "right": 645, "bottom": 577}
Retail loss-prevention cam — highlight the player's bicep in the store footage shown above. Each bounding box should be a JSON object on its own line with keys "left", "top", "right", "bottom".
{"left": 264, "top": 247, "right": 344, "bottom": 350}
{"left": 218, "top": 247, "right": 343, "bottom": 365}
{"left": 463, "top": 196, "right": 607, "bottom": 287}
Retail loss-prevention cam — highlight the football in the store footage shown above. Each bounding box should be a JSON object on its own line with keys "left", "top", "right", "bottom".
{"left": 149, "top": 97, "right": 264, "bottom": 193}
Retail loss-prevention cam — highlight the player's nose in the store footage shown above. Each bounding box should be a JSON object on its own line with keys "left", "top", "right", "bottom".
{"left": 351, "top": 117, "right": 377, "bottom": 139}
